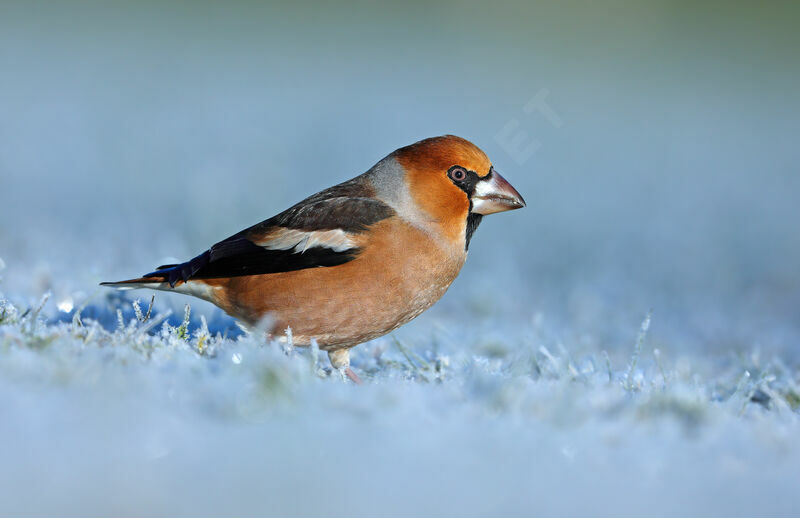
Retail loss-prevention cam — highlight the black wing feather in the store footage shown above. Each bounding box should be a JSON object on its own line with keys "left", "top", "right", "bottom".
{"left": 145, "top": 180, "right": 394, "bottom": 286}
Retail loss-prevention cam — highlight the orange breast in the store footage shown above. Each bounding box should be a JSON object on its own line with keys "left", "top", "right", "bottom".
{"left": 203, "top": 218, "right": 466, "bottom": 349}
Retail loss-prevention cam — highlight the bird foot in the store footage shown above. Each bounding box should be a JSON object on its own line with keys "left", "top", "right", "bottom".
{"left": 344, "top": 367, "right": 363, "bottom": 385}
{"left": 336, "top": 366, "right": 363, "bottom": 385}
{"left": 329, "top": 349, "right": 362, "bottom": 384}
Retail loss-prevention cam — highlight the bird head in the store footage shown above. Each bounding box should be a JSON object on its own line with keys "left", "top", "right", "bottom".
{"left": 390, "top": 135, "right": 526, "bottom": 246}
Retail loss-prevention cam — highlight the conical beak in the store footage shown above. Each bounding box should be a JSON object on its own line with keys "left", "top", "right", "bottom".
{"left": 471, "top": 169, "right": 526, "bottom": 215}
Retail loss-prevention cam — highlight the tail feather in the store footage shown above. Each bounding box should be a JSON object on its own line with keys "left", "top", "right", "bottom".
{"left": 102, "top": 252, "right": 210, "bottom": 290}
{"left": 101, "top": 268, "right": 216, "bottom": 303}
{"left": 100, "top": 274, "right": 170, "bottom": 290}
{"left": 143, "top": 251, "right": 210, "bottom": 287}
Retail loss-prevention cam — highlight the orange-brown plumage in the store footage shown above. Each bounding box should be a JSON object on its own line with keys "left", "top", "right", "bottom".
{"left": 102, "top": 135, "right": 525, "bottom": 380}
{"left": 396, "top": 136, "right": 492, "bottom": 244}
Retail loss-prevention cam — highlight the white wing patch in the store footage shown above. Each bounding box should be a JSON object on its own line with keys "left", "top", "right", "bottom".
{"left": 256, "top": 228, "right": 357, "bottom": 254}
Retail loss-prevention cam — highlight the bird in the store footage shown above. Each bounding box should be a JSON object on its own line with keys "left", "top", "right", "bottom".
{"left": 102, "top": 135, "right": 525, "bottom": 382}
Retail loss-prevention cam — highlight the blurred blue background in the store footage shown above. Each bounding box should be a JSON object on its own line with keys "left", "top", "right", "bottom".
{"left": 1, "top": 0, "right": 798, "bottom": 354}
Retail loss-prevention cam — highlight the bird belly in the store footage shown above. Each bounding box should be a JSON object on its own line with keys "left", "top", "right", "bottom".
{"left": 205, "top": 219, "right": 465, "bottom": 349}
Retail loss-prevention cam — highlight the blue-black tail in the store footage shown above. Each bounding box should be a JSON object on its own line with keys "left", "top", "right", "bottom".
{"left": 101, "top": 251, "right": 211, "bottom": 289}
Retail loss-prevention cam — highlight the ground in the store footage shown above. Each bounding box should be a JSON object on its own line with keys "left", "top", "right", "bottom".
{"left": 1, "top": 291, "right": 798, "bottom": 518}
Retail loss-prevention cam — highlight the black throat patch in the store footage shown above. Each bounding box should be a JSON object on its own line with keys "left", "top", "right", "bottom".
{"left": 465, "top": 212, "right": 483, "bottom": 251}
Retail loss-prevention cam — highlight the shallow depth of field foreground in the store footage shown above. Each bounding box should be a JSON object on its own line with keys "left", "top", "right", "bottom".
{"left": 1, "top": 2, "right": 799, "bottom": 517}
{"left": 1, "top": 290, "right": 799, "bottom": 517}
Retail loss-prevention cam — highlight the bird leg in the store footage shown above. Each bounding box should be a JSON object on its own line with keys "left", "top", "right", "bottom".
{"left": 328, "top": 348, "right": 362, "bottom": 385}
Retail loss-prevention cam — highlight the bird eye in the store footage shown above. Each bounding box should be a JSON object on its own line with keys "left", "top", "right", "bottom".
{"left": 449, "top": 167, "right": 467, "bottom": 181}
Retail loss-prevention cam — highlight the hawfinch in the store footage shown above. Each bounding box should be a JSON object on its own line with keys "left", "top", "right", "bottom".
{"left": 103, "top": 135, "right": 525, "bottom": 381}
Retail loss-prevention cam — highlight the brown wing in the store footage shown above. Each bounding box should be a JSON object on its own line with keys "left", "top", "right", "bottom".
{"left": 144, "top": 180, "right": 395, "bottom": 287}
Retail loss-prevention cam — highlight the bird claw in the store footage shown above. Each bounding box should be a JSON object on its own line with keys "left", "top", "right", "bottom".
{"left": 340, "top": 367, "right": 363, "bottom": 385}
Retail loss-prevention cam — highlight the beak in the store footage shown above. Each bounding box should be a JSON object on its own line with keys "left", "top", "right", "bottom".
{"left": 471, "top": 169, "right": 526, "bottom": 215}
